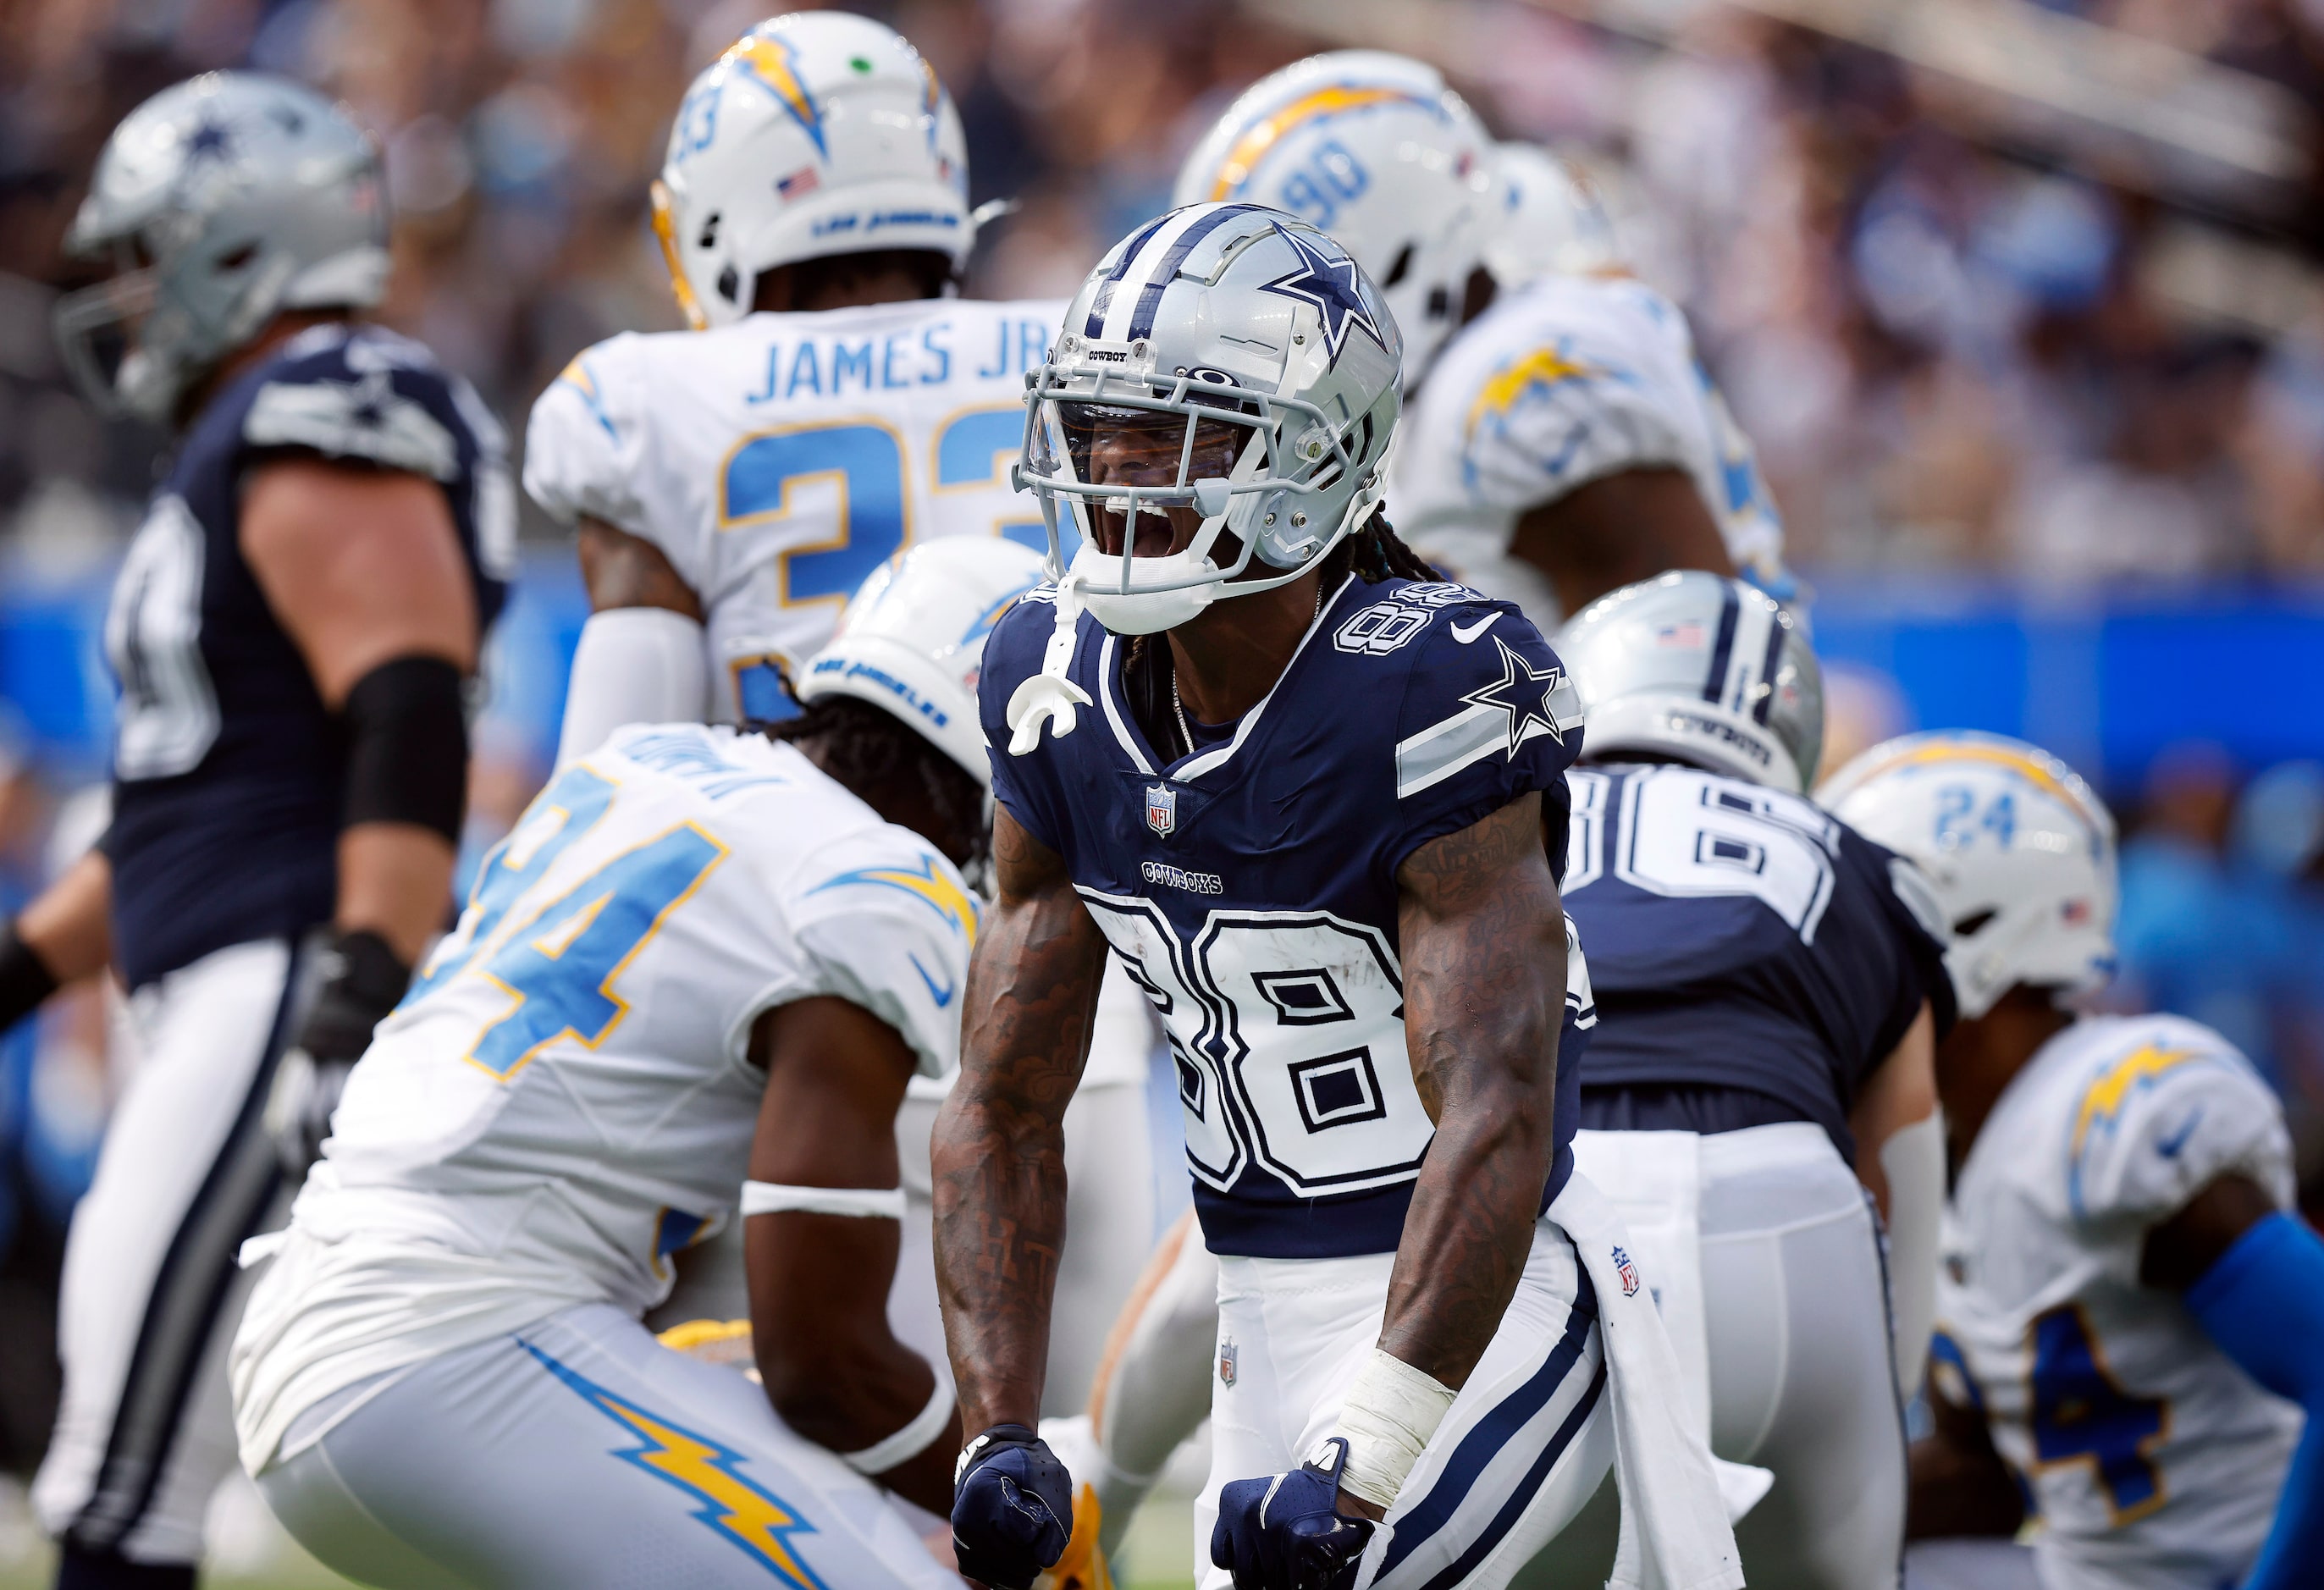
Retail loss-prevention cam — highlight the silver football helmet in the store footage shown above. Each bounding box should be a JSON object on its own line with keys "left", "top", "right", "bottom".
{"left": 1553, "top": 571, "right": 1823, "bottom": 792}
{"left": 54, "top": 72, "right": 389, "bottom": 423}
{"left": 1018, "top": 202, "right": 1402, "bottom": 636}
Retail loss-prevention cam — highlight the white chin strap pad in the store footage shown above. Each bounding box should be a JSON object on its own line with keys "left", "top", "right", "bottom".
{"left": 1879, "top": 1109, "right": 1946, "bottom": 1398}
{"left": 556, "top": 607, "right": 711, "bottom": 769}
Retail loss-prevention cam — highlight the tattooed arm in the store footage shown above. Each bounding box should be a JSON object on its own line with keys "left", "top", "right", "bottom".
{"left": 931, "top": 803, "right": 1110, "bottom": 1435}
{"left": 1381, "top": 793, "right": 1568, "bottom": 1383}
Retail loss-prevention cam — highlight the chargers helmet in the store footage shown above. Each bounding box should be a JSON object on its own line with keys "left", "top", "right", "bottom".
{"left": 1820, "top": 732, "right": 2118, "bottom": 1019}
{"left": 1172, "top": 52, "right": 1493, "bottom": 386}
{"left": 1481, "top": 142, "right": 1621, "bottom": 289}
{"left": 53, "top": 73, "right": 389, "bottom": 423}
{"left": 653, "top": 12, "right": 971, "bottom": 330}
{"left": 1017, "top": 203, "right": 1401, "bottom": 638}
{"left": 1554, "top": 571, "right": 1822, "bottom": 792}
{"left": 798, "top": 538, "right": 1048, "bottom": 786}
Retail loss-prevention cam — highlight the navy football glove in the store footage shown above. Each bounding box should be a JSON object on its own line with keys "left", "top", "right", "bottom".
{"left": 952, "top": 1423, "right": 1073, "bottom": 1590}
{"left": 1210, "top": 1435, "right": 1377, "bottom": 1590}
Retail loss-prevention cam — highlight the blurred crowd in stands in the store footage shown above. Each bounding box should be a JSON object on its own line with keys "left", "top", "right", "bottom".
{"left": 5, "top": 0, "right": 2324, "bottom": 1461}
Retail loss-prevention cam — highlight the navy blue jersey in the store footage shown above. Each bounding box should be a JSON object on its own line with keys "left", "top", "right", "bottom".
{"left": 102, "top": 325, "right": 514, "bottom": 990}
{"left": 983, "top": 575, "right": 1595, "bottom": 1259}
{"left": 1561, "top": 762, "right": 1953, "bottom": 1160}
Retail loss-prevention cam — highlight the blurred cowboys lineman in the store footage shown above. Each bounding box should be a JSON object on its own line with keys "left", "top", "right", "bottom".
{"left": 938, "top": 204, "right": 1742, "bottom": 1590}
{"left": 229, "top": 540, "right": 1042, "bottom": 1588}
{"left": 0, "top": 75, "right": 510, "bottom": 1587}
{"left": 1825, "top": 736, "right": 2324, "bottom": 1590}
{"left": 523, "top": 9, "right": 1165, "bottom": 1421}
{"left": 1515, "top": 573, "right": 1951, "bottom": 1589}
{"left": 1043, "top": 54, "right": 1797, "bottom": 1564}
{"left": 1173, "top": 53, "right": 1790, "bottom": 623}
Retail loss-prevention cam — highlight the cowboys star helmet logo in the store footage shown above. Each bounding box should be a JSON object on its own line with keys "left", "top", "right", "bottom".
{"left": 1256, "top": 224, "right": 1386, "bottom": 359}
{"left": 1461, "top": 635, "right": 1573, "bottom": 756}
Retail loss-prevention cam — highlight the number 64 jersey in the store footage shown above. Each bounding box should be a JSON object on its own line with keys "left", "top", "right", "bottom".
{"left": 980, "top": 574, "right": 1594, "bottom": 1261}
{"left": 1933, "top": 1013, "right": 2301, "bottom": 1590}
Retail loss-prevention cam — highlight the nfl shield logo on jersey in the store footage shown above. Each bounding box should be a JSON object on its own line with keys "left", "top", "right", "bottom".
{"left": 1217, "top": 1337, "right": 1238, "bottom": 1387}
{"left": 1145, "top": 782, "right": 1177, "bottom": 837}
{"left": 1613, "top": 1245, "right": 1642, "bottom": 1297}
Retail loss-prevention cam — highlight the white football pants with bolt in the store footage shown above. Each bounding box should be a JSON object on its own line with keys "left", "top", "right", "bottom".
{"left": 256, "top": 1302, "right": 957, "bottom": 1589}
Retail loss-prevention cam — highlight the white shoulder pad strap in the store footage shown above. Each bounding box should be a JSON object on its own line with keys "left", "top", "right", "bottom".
{"left": 245, "top": 370, "right": 459, "bottom": 481}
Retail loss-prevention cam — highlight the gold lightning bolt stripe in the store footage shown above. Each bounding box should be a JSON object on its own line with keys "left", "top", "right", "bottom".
{"left": 1853, "top": 741, "right": 2105, "bottom": 831}
{"left": 1464, "top": 348, "right": 1601, "bottom": 445}
{"left": 1205, "top": 86, "right": 1432, "bottom": 200}
{"left": 724, "top": 33, "right": 825, "bottom": 154}
{"left": 814, "top": 858, "right": 980, "bottom": 947}
{"left": 2071, "top": 1043, "right": 2206, "bottom": 1167}
{"left": 527, "top": 1344, "right": 828, "bottom": 1586}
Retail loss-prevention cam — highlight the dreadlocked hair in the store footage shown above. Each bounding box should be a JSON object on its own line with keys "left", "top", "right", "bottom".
{"left": 760, "top": 696, "right": 988, "bottom": 873}
{"left": 1321, "top": 508, "right": 1443, "bottom": 587}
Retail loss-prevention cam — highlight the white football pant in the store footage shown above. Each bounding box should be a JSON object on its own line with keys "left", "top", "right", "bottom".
{"left": 256, "top": 1302, "right": 956, "bottom": 1589}
{"left": 1199, "top": 1223, "right": 1614, "bottom": 1590}
{"left": 1517, "top": 1123, "right": 1906, "bottom": 1588}
{"left": 35, "top": 937, "right": 307, "bottom": 1566}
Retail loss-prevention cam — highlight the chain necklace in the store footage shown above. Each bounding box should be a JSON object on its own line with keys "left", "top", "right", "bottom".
{"left": 1170, "top": 582, "right": 1325, "bottom": 759}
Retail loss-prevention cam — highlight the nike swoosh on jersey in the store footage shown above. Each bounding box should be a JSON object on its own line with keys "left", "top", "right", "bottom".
{"left": 2154, "top": 1107, "right": 2205, "bottom": 1159}
{"left": 1449, "top": 612, "right": 1501, "bottom": 644}
{"left": 911, "top": 953, "right": 956, "bottom": 1008}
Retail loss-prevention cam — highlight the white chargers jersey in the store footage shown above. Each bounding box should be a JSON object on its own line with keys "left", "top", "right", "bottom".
{"left": 1391, "top": 274, "right": 1786, "bottom": 618}
{"left": 525, "top": 296, "right": 1067, "bottom": 720}
{"left": 1931, "top": 1013, "right": 2300, "bottom": 1590}
{"left": 230, "top": 723, "right": 976, "bottom": 1472}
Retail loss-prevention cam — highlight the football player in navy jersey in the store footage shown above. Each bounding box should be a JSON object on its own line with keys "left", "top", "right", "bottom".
{"left": 0, "top": 75, "right": 509, "bottom": 1587}
{"left": 1515, "top": 571, "right": 1951, "bottom": 1588}
{"left": 933, "top": 205, "right": 1740, "bottom": 1590}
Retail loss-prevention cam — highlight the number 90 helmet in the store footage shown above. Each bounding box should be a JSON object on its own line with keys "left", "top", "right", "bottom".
{"left": 1173, "top": 52, "right": 1493, "bottom": 386}
{"left": 1819, "top": 732, "right": 2118, "bottom": 1019}
{"left": 1017, "top": 203, "right": 1402, "bottom": 637}
{"left": 653, "top": 12, "right": 971, "bottom": 330}
{"left": 1553, "top": 571, "right": 1823, "bottom": 793}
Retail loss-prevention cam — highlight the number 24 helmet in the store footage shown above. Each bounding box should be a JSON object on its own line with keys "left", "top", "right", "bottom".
{"left": 653, "top": 11, "right": 971, "bottom": 330}
{"left": 1821, "top": 732, "right": 2118, "bottom": 1019}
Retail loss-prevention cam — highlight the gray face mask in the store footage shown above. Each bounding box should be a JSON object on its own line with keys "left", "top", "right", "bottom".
{"left": 54, "top": 72, "right": 389, "bottom": 424}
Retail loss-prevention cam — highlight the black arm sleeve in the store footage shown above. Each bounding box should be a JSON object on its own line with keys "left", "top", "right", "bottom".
{"left": 341, "top": 654, "right": 470, "bottom": 842}
{"left": 0, "top": 919, "right": 61, "bottom": 1036}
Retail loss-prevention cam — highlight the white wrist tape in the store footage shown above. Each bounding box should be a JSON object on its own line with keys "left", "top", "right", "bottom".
{"left": 1335, "top": 1349, "right": 1456, "bottom": 1510}
{"left": 841, "top": 1380, "right": 957, "bottom": 1475}
{"left": 740, "top": 1181, "right": 907, "bottom": 1220}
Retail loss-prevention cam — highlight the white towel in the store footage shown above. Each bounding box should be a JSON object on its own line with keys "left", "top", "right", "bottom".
{"left": 1548, "top": 1170, "right": 1761, "bottom": 1590}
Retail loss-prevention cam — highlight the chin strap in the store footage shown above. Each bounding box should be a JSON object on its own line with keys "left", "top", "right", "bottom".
{"left": 1007, "top": 571, "right": 1092, "bottom": 754}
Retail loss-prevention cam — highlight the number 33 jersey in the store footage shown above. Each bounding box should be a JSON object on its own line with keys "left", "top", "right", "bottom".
{"left": 980, "top": 574, "right": 1594, "bottom": 1261}
{"left": 523, "top": 297, "right": 1063, "bottom": 722}
{"left": 232, "top": 723, "right": 974, "bottom": 1471}
{"left": 1933, "top": 1013, "right": 2300, "bottom": 1590}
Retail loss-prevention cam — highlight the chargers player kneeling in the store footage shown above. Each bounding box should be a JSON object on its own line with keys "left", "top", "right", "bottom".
{"left": 229, "top": 539, "right": 1042, "bottom": 1589}
{"left": 935, "top": 205, "right": 1742, "bottom": 1590}
{"left": 1824, "top": 734, "right": 2324, "bottom": 1590}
